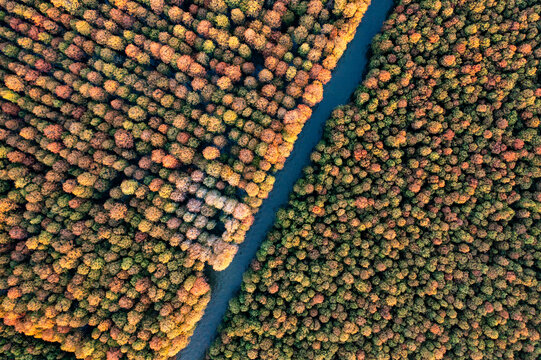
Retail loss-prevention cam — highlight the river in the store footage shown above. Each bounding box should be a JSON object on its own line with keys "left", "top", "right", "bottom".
{"left": 177, "top": 0, "right": 396, "bottom": 358}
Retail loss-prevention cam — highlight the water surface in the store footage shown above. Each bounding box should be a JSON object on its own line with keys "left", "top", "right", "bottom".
{"left": 178, "top": 1, "right": 396, "bottom": 358}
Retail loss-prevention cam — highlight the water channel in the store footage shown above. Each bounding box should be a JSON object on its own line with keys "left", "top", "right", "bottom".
{"left": 178, "top": 1, "right": 396, "bottom": 358}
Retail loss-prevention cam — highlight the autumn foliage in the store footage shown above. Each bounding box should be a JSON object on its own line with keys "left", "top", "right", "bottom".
{"left": 0, "top": 322, "right": 75, "bottom": 359}
{"left": 0, "top": 0, "right": 371, "bottom": 358}
{"left": 209, "top": 1, "right": 541, "bottom": 359}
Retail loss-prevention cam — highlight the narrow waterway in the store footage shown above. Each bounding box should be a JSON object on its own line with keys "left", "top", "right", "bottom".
{"left": 177, "top": 1, "right": 395, "bottom": 359}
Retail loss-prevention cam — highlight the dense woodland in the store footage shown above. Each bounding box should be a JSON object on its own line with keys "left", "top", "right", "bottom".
{"left": 0, "top": 0, "right": 371, "bottom": 358}
{"left": 0, "top": 322, "right": 75, "bottom": 359}
{"left": 208, "top": 0, "right": 541, "bottom": 359}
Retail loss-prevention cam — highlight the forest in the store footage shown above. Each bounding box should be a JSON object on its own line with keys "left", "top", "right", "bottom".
{"left": 0, "top": 0, "right": 540, "bottom": 359}
{"left": 0, "top": 0, "right": 373, "bottom": 358}
{"left": 208, "top": 0, "right": 541, "bottom": 359}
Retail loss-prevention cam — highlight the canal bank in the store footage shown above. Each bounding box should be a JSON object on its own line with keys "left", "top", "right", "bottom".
{"left": 178, "top": 0, "right": 396, "bottom": 358}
